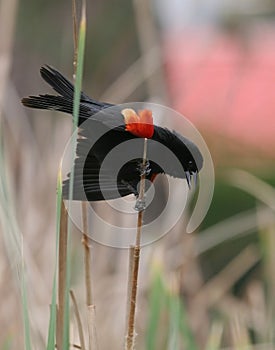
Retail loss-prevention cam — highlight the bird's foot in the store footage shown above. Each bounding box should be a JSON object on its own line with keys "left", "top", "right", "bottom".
{"left": 136, "top": 160, "right": 151, "bottom": 176}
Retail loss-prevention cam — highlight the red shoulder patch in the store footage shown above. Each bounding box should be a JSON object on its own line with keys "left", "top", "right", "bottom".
{"left": 122, "top": 108, "right": 154, "bottom": 138}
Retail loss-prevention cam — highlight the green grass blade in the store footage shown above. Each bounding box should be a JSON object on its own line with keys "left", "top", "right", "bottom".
{"left": 46, "top": 167, "right": 63, "bottom": 350}
{"left": 177, "top": 296, "right": 198, "bottom": 350}
{"left": 167, "top": 293, "right": 181, "bottom": 350}
{"left": 21, "top": 267, "right": 32, "bottom": 350}
{"left": 167, "top": 291, "right": 198, "bottom": 350}
{"left": 72, "top": 3, "right": 86, "bottom": 131}
{"left": 1, "top": 336, "right": 13, "bottom": 350}
{"left": 146, "top": 262, "right": 198, "bottom": 350}
{"left": 0, "top": 125, "right": 32, "bottom": 350}
{"left": 63, "top": 2, "right": 87, "bottom": 348}
{"left": 146, "top": 263, "right": 165, "bottom": 350}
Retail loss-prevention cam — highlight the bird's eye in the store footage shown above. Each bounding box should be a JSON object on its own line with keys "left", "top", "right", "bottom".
{"left": 188, "top": 160, "right": 197, "bottom": 172}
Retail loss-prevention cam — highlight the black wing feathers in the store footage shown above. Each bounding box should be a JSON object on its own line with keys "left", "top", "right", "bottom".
{"left": 22, "top": 65, "right": 204, "bottom": 201}
{"left": 21, "top": 65, "right": 113, "bottom": 125}
{"left": 62, "top": 139, "right": 132, "bottom": 201}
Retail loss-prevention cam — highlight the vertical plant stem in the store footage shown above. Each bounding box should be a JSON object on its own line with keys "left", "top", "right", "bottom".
{"left": 87, "top": 304, "right": 98, "bottom": 350}
{"left": 82, "top": 202, "right": 92, "bottom": 306}
{"left": 47, "top": 167, "right": 63, "bottom": 350}
{"left": 72, "top": 0, "right": 93, "bottom": 311}
{"left": 70, "top": 290, "right": 86, "bottom": 350}
{"left": 72, "top": 0, "right": 97, "bottom": 348}
{"left": 125, "top": 246, "right": 135, "bottom": 336}
{"left": 125, "top": 138, "right": 148, "bottom": 350}
{"left": 72, "top": 0, "right": 78, "bottom": 76}
{"left": 63, "top": 0, "right": 87, "bottom": 348}
{"left": 56, "top": 200, "right": 68, "bottom": 350}
{"left": 126, "top": 246, "right": 141, "bottom": 350}
{"left": 72, "top": 0, "right": 93, "bottom": 313}
{"left": 135, "top": 137, "right": 148, "bottom": 247}
{"left": 0, "top": 0, "right": 18, "bottom": 111}
{"left": 82, "top": 201, "right": 98, "bottom": 350}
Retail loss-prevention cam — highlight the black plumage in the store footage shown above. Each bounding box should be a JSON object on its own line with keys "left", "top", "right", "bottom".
{"left": 22, "top": 66, "right": 203, "bottom": 201}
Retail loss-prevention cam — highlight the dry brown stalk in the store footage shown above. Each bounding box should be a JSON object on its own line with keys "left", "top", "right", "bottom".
{"left": 0, "top": 0, "right": 18, "bottom": 112}
{"left": 81, "top": 201, "right": 98, "bottom": 349}
{"left": 56, "top": 200, "right": 68, "bottom": 350}
{"left": 87, "top": 304, "right": 98, "bottom": 350}
{"left": 70, "top": 289, "right": 86, "bottom": 350}
{"left": 125, "top": 245, "right": 141, "bottom": 350}
{"left": 81, "top": 202, "right": 93, "bottom": 306}
{"left": 125, "top": 138, "right": 148, "bottom": 350}
{"left": 125, "top": 246, "right": 135, "bottom": 337}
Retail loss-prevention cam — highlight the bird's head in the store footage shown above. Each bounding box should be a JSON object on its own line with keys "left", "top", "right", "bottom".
{"left": 151, "top": 127, "right": 203, "bottom": 188}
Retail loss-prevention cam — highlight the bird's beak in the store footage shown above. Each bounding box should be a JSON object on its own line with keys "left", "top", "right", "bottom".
{"left": 185, "top": 171, "right": 191, "bottom": 189}
{"left": 185, "top": 170, "right": 198, "bottom": 190}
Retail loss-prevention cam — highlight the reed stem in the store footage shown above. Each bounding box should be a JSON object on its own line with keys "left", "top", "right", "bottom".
{"left": 56, "top": 200, "right": 68, "bottom": 350}
{"left": 125, "top": 138, "right": 148, "bottom": 349}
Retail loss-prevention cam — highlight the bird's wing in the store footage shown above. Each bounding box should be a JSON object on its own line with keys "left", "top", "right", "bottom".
{"left": 62, "top": 137, "right": 133, "bottom": 201}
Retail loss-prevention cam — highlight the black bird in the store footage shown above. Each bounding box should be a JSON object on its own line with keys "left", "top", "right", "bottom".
{"left": 22, "top": 66, "right": 203, "bottom": 202}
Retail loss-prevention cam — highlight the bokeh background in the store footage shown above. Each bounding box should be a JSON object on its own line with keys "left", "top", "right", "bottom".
{"left": 1, "top": 0, "right": 275, "bottom": 349}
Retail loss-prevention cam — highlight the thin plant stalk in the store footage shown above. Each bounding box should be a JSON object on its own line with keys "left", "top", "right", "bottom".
{"left": 0, "top": 2, "right": 31, "bottom": 349}
{"left": 135, "top": 138, "right": 148, "bottom": 246}
{"left": 0, "top": 130, "right": 32, "bottom": 350}
{"left": 125, "top": 138, "right": 148, "bottom": 350}
{"left": 0, "top": 0, "right": 18, "bottom": 108}
{"left": 56, "top": 200, "right": 68, "bottom": 350}
{"left": 125, "top": 246, "right": 135, "bottom": 337}
{"left": 72, "top": 1, "right": 97, "bottom": 348}
{"left": 82, "top": 201, "right": 98, "bottom": 350}
{"left": 87, "top": 304, "right": 98, "bottom": 350}
{"left": 62, "top": 0, "right": 87, "bottom": 348}
{"left": 82, "top": 202, "right": 93, "bottom": 306}
{"left": 46, "top": 167, "right": 63, "bottom": 350}
{"left": 72, "top": 0, "right": 78, "bottom": 76}
{"left": 70, "top": 290, "right": 86, "bottom": 350}
{"left": 125, "top": 245, "right": 141, "bottom": 349}
{"left": 72, "top": 0, "right": 93, "bottom": 313}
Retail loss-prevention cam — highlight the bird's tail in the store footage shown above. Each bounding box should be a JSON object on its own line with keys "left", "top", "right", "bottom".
{"left": 21, "top": 65, "right": 112, "bottom": 122}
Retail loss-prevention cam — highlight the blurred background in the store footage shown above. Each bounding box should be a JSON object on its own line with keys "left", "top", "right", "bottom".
{"left": 1, "top": 0, "right": 275, "bottom": 349}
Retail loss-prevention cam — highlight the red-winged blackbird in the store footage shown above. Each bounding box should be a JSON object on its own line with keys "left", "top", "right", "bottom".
{"left": 22, "top": 66, "right": 203, "bottom": 201}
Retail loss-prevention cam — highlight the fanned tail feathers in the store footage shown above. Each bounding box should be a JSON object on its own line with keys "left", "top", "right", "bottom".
{"left": 21, "top": 65, "right": 113, "bottom": 122}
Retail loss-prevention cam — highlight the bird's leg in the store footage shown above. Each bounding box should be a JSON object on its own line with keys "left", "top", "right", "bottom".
{"left": 134, "top": 160, "right": 151, "bottom": 211}
{"left": 136, "top": 160, "right": 151, "bottom": 176}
